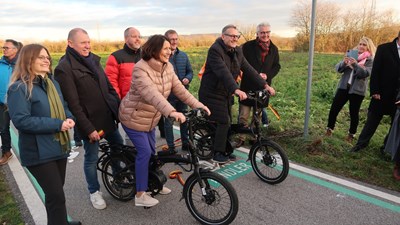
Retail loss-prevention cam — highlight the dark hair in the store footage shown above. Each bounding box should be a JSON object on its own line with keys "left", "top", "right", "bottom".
{"left": 141, "top": 35, "right": 169, "bottom": 61}
{"left": 222, "top": 24, "right": 237, "bottom": 34}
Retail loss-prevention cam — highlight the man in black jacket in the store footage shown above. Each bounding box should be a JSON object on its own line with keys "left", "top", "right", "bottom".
{"left": 350, "top": 31, "right": 400, "bottom": 152}
{"left": 237, "top": 22, "right": 281, "bottom": 146}
{"left": 55, "top": 28, "right": 123, "bottom": 210}
{"left": 199, "top": 24, "right": 275, "bottom": 163}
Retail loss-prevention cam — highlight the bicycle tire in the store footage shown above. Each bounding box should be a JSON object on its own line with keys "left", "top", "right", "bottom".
{"left": 183, "top": 171, "right": 238, "bottom": 225}
{"left": 101, "top": 155, "right": 136, "bottom": 201}
{"left": 249, "top": 139, "right": 289, "bottom": 184}
{"left": 193, "top": 123, "right": 215, "bottom": 160}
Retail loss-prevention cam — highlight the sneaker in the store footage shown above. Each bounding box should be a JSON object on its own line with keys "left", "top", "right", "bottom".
{"left": 135, "top": 193, "right": 159, "bottom": 207}
{"left": 0, "top": 151, "right": 13, "bottom": 166}
{"left": 90, "top": 191, "right": 106, "bottom": 209}
{"left": 75, "top": 140, "right": 83, "bottom": 147}
{"left": 212, "top": 152, "right": 229, "bottom": 164}
{"left": 159, "top": 186, "right": 171, "bottom": 195}
{"left": 345, "top": 133, "right": 355, "bottom": 143}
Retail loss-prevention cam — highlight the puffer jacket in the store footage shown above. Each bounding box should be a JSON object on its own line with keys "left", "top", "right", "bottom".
{"left": 119, "top": 58, "right": 205, "bottom": 132}
{"left": 0, "top": 56, "right": 17, "bottom": 103}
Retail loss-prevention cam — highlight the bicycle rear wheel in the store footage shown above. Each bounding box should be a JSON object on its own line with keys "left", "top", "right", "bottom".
{"left": 193, "top": 123, "right": 214, "bottom": 160}
{"left": 183, "top": 171, "right": 238, "bottom": 225}
{"left": 249, "top": 139, "right": 289, "bottom": 184}
{"left": 101, "top": 156, "right": 136, "bottom": 201}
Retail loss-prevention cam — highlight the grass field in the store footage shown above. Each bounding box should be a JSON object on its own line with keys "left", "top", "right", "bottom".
{"left": 1, "top": 47, "right": 398, "bottom": 223}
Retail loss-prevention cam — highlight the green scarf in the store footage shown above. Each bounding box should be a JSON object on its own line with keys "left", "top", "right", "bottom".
{"left": 44, "top": 76, "right": 71, "bottom": 153}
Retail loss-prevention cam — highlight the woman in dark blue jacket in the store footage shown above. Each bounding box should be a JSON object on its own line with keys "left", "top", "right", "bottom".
{"left": 7, "top": 44, "right": 80, "bottom": 225}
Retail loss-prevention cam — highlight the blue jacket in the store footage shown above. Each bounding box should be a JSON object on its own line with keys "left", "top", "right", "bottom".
{"left": 168, "top": 48, "right": 193, "bottom": 101}
{"left": 7, "top": 75, "right": 74, "bottom": 167}
{"left": 0, "top": 56, "right": 17, "bottom": 103}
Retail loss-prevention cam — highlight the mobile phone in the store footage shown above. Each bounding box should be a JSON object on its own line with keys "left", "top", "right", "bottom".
{"left": 346, "top": 49, "right": 358, "bottom": 60}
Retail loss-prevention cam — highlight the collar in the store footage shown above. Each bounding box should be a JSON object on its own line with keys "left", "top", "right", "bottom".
{"left": 123, "top": 43, "right": 140, "bottom": 55}
{"left": 147, "top": 58, "right": 167, "bottom": 73}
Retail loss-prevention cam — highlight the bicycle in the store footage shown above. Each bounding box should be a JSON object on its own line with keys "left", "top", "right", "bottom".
{"left": 97, "top": 108, "right": 239, "bottom": 225}
{"left": 193, "top": 90, "right": 289, "bottom": 184}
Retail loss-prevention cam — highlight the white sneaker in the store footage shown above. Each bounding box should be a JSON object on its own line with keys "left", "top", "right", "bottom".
{"left": 135, "top": 193, "right": 159, "bottom": 207}
{"left": 159, "top": 186, "right": 171, "bottom": 195}
{"left": 90, "top": 191, "right": 106, "bottom": 209}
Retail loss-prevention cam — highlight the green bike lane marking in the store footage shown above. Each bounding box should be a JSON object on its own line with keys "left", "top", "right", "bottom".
{"left": 10, "top": 126, "right": 74, "bottom": 221}
{"left": 213, "top": 150, "right": 400, "bottom": 213}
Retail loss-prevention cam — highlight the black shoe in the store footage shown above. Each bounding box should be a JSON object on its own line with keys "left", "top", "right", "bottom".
{"left": 349, "top": 144, "right": 366, "bottom": 152}
{"left": 75, "top": 140, "right": 83, "bottom": 147}
{"left": 226, "top": 153, "right": 237, "bottom": 161}
{"left": 212, "top": 152, "right": 229, "bottom": 164}
{"left": 68, "top": 221, "right": 82, "bottom": 225}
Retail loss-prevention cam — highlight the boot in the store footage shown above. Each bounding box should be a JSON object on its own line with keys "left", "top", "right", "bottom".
{"left": 0, "top": 151, "right": 13, "bottom": 165}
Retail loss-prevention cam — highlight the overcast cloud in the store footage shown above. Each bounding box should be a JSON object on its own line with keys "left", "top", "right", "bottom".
{"left": 0, "top": 0, "right": 399, "bottom": 42}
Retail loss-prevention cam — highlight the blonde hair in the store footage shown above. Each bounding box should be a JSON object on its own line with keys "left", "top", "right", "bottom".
{"left": 9, "top": 44, "right": 52, "bottom": 98}
{"left": 354, "top": 37, "right": 376, "bottom": 56}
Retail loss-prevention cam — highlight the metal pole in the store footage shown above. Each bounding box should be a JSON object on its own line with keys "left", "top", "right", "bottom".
{"left": 303, "top": 0, "right": 317, "bottom": 138}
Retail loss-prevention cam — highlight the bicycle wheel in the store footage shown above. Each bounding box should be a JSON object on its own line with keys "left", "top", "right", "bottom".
{"left": 101, "top": 156, "right": 136, "bottom": 201}
{"left": 183, "top": 171, "right": 238, "bottom": 225}
{"left": 193, "top": 123, "right": 214, "bottom": 160}
{"left": 249, "top": 139, "right": 289, "bottom": 184}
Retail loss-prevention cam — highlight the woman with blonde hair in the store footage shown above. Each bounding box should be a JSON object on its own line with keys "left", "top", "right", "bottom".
{"left": 7, "top": 44, "right": 80, "bottom": 225}
{"left": 325, "top": 37, "right": 376, "bottom": 142}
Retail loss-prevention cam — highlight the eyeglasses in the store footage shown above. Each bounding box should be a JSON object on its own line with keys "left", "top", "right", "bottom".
{"left": 37, "top": 56, "right": 51, "bottom": 61}
{"left": 224, "top": 33, "right": 241, "bottom": 39}
{"left": 2, "top": 46, "right": 16, "bottom": 50}
{"left": 258, "top": 31, "right": 271, "bottom": 35}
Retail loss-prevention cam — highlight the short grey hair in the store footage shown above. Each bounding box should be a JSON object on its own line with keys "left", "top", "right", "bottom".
{"left": 256, "top": 22, "right": 271, "bottom": 33}
{"left": 222, "top": 24, "right": 237, "bottom": 34}
{"left": 68, "top": 28, "right": 88, "bottom": 41}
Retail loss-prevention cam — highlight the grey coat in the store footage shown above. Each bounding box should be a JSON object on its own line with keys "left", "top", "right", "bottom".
{"left": 335, "top": 56, "right": 373, "bottom": 96}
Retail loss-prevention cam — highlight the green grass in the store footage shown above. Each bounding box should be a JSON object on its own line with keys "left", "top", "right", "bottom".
{"left": 0, "top": 169, "right": 24, "bottom": 225}
{"left": 1, "top": 47, "right": 398, "bottom": 223}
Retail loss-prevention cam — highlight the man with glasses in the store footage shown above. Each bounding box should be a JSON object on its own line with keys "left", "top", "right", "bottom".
{"left": 199, "top": 24, "right": 275, "bottom": 163}
{"left": 163, "top": 29, "right": 193, "bottom": 153}
{"left": 236, "top": 22, "right": 281, "bottom": 147}
{"left": 0, "top": 39, "right": 22, "bottom": 165}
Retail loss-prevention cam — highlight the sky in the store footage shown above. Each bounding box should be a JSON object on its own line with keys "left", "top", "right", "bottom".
{"left": 1, "top": 0, "right": 399, "bottom": 42}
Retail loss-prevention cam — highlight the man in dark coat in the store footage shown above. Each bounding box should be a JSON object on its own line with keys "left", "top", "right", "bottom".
{"left": 350, "top": 31, "right": 400, "bottom": 152}
{"left": 237, "top": 22, "right": 281, "bottom": 146}
{"left": 55, "top": 28, "right": 123, "bottom": 210}
{"left": 199, "top": 24, "right": 275, "bottom": 163}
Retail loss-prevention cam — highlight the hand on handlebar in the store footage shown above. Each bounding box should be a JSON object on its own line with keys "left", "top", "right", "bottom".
{"left": 201, "top": 106, "right": 211, "bottom": 116}
{"left": 265, "top": 85, "right": 276, "bottom": 96}
{"left": 234, "top": 89, "right": 248, "bottom": 101}
{"left": 169, "top": 111, "right": 186, "bottom": 123}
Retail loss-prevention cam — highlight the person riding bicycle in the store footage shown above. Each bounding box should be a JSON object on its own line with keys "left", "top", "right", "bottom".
{"left": 119, "top": 35, "right": 210, "bottom": 207}
{"left": 198, "top": 24, "right": 275, "bottom": 163}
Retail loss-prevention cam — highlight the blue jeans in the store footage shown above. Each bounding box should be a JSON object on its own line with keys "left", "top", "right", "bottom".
{"left": 261, "top": 108, "right": 269, "bottom": 125}
{"left": 164, "top": 99, "right": 188, "bottom": 148}
{"left": 82, "top": 129, "right": 123, "bottom": 194}
{"left": 122, "top": 125, "right": 156, "bottom": 192}
{"left": 0, "top": 104, "right": 11, "bottom": 153}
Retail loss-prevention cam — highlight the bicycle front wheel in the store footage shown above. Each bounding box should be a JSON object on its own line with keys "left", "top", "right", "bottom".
{"left": 183, "top": 171, "right": 238, "bottom": 225}
{"left": 249, "top": 139, "right": 289, "bottom": 184}
{"left": 101, "top": 156, "right": 136, "bottom": 201}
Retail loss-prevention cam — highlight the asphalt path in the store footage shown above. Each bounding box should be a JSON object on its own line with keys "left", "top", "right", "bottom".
{"left": 4, "top": 125, "right": 400, "bottom": 225}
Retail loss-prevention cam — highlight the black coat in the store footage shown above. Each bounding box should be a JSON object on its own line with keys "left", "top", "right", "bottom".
{"left": 55, "top": 51, "right": 120, "bottom": 137}
{"left": 240, "top": 39, "right": 280, "bottom": 106}
{"left": 199, "top": 38, "right": 266, "bottom": 123}
{"left": 369, "top": 38, "right": 400, "bottom": 116}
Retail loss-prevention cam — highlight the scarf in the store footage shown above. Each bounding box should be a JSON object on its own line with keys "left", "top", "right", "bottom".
{"left": 357, "top": 51, "right": 371, "bottom": 67}
{"left": 257, "top": 38, "right": 270, "bottom": 63}
{"left": 44, "top": 75, "right": 71, "bottom": 153}
{"left": 66, "top": 46, "right": 100, "bottom": 79}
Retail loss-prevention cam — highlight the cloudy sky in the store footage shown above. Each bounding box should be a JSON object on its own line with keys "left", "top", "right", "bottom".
{"left": 1, "top": 0, "right": 399, "bottom": 42}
